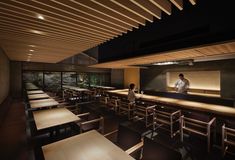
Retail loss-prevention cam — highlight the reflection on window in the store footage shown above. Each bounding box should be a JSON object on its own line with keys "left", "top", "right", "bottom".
{"left": 44, "top": 72, "right": 61, "bottom": 91}
{"left": 90, "top": 73, "right": 110, "bottom": 86}
{"left": 62, "top": 72, "right": 76, "bottom": 86}
{"left": 77, "top": 73, "right": 89, "bottom": 88}
{"left": 23, "top": 71, "right": 43, "bottom": 87}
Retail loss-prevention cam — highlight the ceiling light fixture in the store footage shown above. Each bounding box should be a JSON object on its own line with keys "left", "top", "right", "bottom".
{"left": 29, "top": 49, "right": 34, "bottom": 52}
{"left": 37, "top": 15, "right": 44, "bottom": 20}
{"left": 30, "top": 30, "right": 45, "bottom": 35}
{"left": 153, "top": 61, "right": 178, "bottom": 65}
{"left": 29, "top": 45, "right": 35, "bottom": 47}
{"left": 28, "top": 53, "right": 33, "bottom": 56}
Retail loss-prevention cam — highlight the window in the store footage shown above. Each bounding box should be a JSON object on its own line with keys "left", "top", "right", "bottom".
{"left": 62, "top": 72, "right": 76, "bottom": 86}
{"left": 23, "top": 71, "right": 43, "bottom": 88}
{"left": 44, "top": 72, "right": 61, "bottom": 91}
{"left": 77, "top": 73, "right": 89, "bottom": 88}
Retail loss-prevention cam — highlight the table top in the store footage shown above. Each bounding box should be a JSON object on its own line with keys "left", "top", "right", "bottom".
{"left": 42, "top": 130, "right": 134, "bottom": 160}
{"left": 28, "top": 93, "right": 50, "bottom": 100}
{"left": 63, "top": 85, "right": 89, "bottom": 91}
{"left": 27, "top": 90, "right": 44, "bottom": 95}
{"left": 33, "top": 108, "right": 80, "bottom": 130}
{"left": 108, "top": 89, "right": 235, "bottom": 117}
{"left": 90, "top": 85, "right": 115, "bottom": 90}
{"left": 25, "top": 83, "right": 39, "bottom": 90}
{"left": 29, "top": 98, "right": 59, "bottom": 109}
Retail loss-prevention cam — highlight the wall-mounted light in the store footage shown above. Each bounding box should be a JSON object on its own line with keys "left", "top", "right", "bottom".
{"left": 152, "top": 61, "right": 178, "bottom": 65}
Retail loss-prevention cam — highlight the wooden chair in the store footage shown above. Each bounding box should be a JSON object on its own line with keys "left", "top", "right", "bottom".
{"left": 133, "top": 101, "right": 155, "bottom": 127}
{"left": 180, "top": 112, "right": 216, "bottom": 152}
{"left": 76, "top": 112, "right": 104, "bottom": 134}
{"left": 119, "top": 100, "right": 136, "bottom": 120}
{"left": 141, "top": 137, "right": 182, "bottom": 160}
{"left": 222, "top": 121, "right": 235, "bottom": 156}
{"left": 153, "top": 105, "right": 181, "bottom": 138}
{"left": 99, "top": 95, "right": 109, "bottom": 105}
{"left": 105, "top": 125, "right": 142, "bottom": 159}
{"left": 107, "top": 97, "right": 120, "bottom": 112}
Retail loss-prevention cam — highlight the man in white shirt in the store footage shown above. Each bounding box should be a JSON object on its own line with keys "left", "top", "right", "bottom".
{"left": 175, "top": 73, "right": 190, "bottom": 94}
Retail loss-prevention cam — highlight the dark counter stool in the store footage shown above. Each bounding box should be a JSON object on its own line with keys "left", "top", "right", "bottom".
{"left": 153, "top": 105, "right": 181, "bottom": 138}
{"left": 107, "top": 96, "right": 120, "bottom": 112}
{"left": 222, "top": 120, "right": 235, "bottom": 156}
{"left": 134, "top": 101, "right": 155, "bottom": 127}
{"left": 180, "top": 111, "right": 216, "bottom": 152}
{"left": 119, "top": 100, "right": 136, "bottom": 120}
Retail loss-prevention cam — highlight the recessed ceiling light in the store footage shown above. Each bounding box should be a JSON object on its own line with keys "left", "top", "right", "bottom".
{"left": 30, "top": 30, "right": 45, "bottom": 35}
{"left": 29, "top": 49, "right": 34, "bottom": 52}
{"left": 29, "top": 45, "right": 35, "bottom": 47}
{"left": 37, "top": 15, "right": 44, "bottom": 20}
{"left": 28, "top": 53, "right": 33, "bottom": 56}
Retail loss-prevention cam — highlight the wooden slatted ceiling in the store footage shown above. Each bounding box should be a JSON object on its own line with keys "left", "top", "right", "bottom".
{"left": 90, "top": 41, "right": 235, "bottom": 68}
{"left": 0, "top": 0, "right": 195, "bottom": 63}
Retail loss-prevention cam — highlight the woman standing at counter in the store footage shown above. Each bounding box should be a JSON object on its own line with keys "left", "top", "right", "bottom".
{"left": 128, "top": 83, "right": 136, "bottom": 104}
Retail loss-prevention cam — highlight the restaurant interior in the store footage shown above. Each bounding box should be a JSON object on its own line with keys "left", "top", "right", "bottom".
{"left": 1, "top": 0, "right": 235, "bottom": 160}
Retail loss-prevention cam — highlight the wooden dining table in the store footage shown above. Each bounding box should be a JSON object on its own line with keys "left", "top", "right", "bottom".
{"left": 27, "top": 90, "right": 44, "bottom": 95}
{"left": 28, "top": 93, "right": 50, "bottom": 100}
{"left": 108, "top": 89, "right": 235, "bottom": 117}
{"left": 63, "top": 85, "right": 89, "bottom": 92}
{"left": 29, "top": 98, "right": 59, "bottom": 109}
{"left": 42, "top": 130, "right": 134, "bottom": 160}
{"left": 25, "top": 82, "right": 39, "bottom": 90}
{"left": 33, "top": 108, "right": 80, "bottom": 130}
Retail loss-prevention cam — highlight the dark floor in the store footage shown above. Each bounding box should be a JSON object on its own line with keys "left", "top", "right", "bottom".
{"left": 1, "top": 99, "right": 235, "bottom": 160}
{"left": 0, "top": 99, "right": 28, "bottom": 160}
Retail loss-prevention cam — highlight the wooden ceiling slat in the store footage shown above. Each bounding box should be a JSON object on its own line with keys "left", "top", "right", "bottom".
{"left": 0, "top": 33, "right": 88, "bottom": 50}
{"left": 130, "top": 0, "right": 161, "bottom": 19}
{"left": 72, "top": 0, "right": 139, "bottom": 29}
{"left": 149, "top": 0, "right": 172, "bottom": 15}
{"left": 51, "top": 0, "right": 133, "bottom": 31}
{"left": 0, "top": 16, "right": 107, "bottom": 42}
{"left": 0, "top": 28, "right": 98, "bottom": 47}
{"left": 12, "top": 0, "right": 122, "bottom": 35}
{"left": 0, "top": 0, "right": 195, "bottom": 63}
{"left": 110, "top": 0, "right": 154, "bottom": 22}
{"left": 32, "top": 0, "right": 128, "bottom": 33}
{"left": 0, "top": 24, "right": 102, "bottom": 45}
{"left": 189, "top": 0, "right": 196, "bottom": 5}
{"left": 0, "top": 4, "right": 117, "bottom": 38}
{"left": 91, "top": 0, "right": 146, "bottom": 25}
{"left": 170, "top": 0, "right": 183, "bottom": 10}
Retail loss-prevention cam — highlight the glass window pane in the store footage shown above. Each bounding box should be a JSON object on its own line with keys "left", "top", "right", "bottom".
{"left": 77, "top": 73, "right": 89, "bottom": 88}
{"left": 44, "top": 72, "right": 61, "bottom": 91}
{"left": 90, "top": 73, "right": 100, "bottom": 86}
{"left": 23, "top": 71, "right": 43, "bottom": 88}
{"left": 62, "top": 72, "right": 76, "bottom": 86}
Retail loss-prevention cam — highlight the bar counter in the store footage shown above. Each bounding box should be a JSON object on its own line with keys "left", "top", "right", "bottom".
{"left": 107, "top": 89, "right": 235, "bottom": 117}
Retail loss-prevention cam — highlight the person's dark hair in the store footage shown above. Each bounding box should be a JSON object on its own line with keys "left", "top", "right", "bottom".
{"left": 129, "top": 83, "right": 135, "bottom": 90}
{"left": 179, "top": 73, "right": 184, "bottom": 77}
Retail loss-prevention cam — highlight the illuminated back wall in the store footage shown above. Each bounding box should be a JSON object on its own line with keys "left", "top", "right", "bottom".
{"left": 140, "top": 59, "right": 235, "bottom": 99}
{"left": 166, "top": 71, "right": 220, "bottom": 91}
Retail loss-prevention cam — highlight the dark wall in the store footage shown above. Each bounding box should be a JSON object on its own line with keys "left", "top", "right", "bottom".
{"left": 23, "top": 62, "right": 110, "bottom": 73}
{"left": 0, "top": 48, "right": 10, "bottom": 104}
{"left": 99, "top": 0, "right": 235, "bottom": 62}
{"left": 140, "top": 59, "right": 235, "bottom": 99}
{"left": 10, "top": 61, "right": 22, "bottom": 98}
{"left": 111, "top": 69, "right": 124, "bottom": 88}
